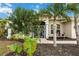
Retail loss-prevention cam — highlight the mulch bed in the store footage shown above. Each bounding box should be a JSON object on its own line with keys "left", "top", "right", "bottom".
{"left": 0, "top": 38, "right": 79, "bottom": 56}
{"left": 5, "top": 51, "right": 27, "bottom": 56}
{"left": 34, "top": 44, "right": 79, "bottom": 56}
{"left": 5, "top": 44, "right": 79, "bottom": 56}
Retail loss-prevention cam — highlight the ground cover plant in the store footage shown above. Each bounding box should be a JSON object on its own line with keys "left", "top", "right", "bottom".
{"left": 8, "top": 35, "right": 37, "bottom": 56}
{"left": 8, "top": 43, "right": 22, "bottom": 55}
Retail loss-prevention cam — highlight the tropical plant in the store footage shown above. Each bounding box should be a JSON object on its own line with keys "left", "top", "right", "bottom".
{"left": 66, "top": 3, "right": 79, "bottom": 44}
{"left": 8, "top": 7, "right": 40, "bottom": 35}
{"left": 0, "top": 20, "right": 8, "bottom": 37}
{"left": 11, "top": 32, "right": 26, "bottom": 40}
{"left": 39, "top": 4, "right": 70, "bottom": 46}
{"left": 23, "top": 36, "right": 37, "bottom": 56}
{"left": 0, "top": 28, "right": 5, "bottom": 37}
{"left": 8, "top": 35, "right": 38, "bottom": 56}
{"left": 8, "top": 43, "right": 22, "bottom": 55}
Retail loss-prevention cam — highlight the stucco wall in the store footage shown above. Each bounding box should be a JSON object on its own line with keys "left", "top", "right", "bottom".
{"left": 48, "top": 20, "right": 77, "bottom": 39}
{"left": 40, "top": 17, "right": 77, "bottom": 39}
{"left": 63, "top": 22, "right": 72, "bottom": 38}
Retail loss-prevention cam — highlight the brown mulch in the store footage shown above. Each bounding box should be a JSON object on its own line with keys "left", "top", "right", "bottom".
{"left": 34, "top": 44, "right": 79, "bottom": 56}
{"left": 5, "top": 44, "right": 79, "bottom": 56}
{"left": 0, "top": 39, "right": 79, "bottom": 56}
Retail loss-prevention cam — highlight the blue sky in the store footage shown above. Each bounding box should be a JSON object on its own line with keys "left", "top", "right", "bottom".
{"left": 0, "top": 3, "right": 50, "bottom": 18}
{"left": 0, "top": 3, "right": 73, "bottom": 19}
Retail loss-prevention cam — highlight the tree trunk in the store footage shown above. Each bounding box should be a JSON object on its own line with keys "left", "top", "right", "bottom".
{"left": 74, "top": 15, "right": 79, "bottom": 45}
{"left": 53, "top": 17, "right": 57, "bottom": 47}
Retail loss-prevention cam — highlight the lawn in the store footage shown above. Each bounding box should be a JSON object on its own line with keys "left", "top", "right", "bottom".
{"left": 0, "top": 39, "right": 79, "bottom": 56}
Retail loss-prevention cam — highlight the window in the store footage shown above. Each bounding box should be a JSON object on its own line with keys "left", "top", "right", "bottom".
{"left": 57, "top": 24, "right": 60, "bottom": 30}
{"left": 51, "top": 24, "right": 53, "bottom": 34}
{"left": 57, "top": 24, "right": 60, "bottom": 36}
{"left": 50, "top": 24, "right": 61, "bottom": 36}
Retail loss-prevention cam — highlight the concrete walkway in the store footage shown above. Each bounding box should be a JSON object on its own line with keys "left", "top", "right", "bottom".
{"left": 37, "top": 38, "right": 77, "bottom": 44}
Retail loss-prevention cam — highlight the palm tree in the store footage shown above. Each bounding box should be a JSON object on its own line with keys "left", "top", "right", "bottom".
{"left": 67, "top": 4, "right": 79, "bottom": 44}
{"left": 40, "top": 4, "right": 70, "bottom": 47}
{"left": 49, "top": 4, "right": 70, "bottom": 46}
{"left": 8, "top": 7, "right": 40, "bottom": 35}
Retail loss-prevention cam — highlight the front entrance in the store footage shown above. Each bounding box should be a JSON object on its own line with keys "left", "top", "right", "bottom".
{"left": 40, "top": 21, "right": 46, "bottom": 38}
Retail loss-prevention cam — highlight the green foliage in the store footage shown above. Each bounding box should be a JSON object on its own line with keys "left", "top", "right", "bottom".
{"left": 0, "top": 20, "right": 12, "bottom": 37}
{"left": 0, "top": 20, "right": 7, "bottom": 37}
{"left": 8, "top": 36, "right": 38, "bottom": 56}
{"left": 8, "top": 43, "right": 22, "bottom": 55}
{"left": 0, "top": 28, "right": 5, "bottom": 37}
{"left": 23, "top": 36, "right": 37, "bottom": 56}
{"left": 11, "top": 32, "right": 26, "bottom": 40}
{"left": 9, "top": 7, "right": 40, "bottom": 34}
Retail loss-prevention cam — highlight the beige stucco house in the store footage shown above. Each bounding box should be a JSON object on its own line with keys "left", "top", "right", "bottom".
{"left": 39, "top": 16, "right": 78, "bottom": 40}
{"left": 4, "top": 16, "right": 78, "bottom": 40}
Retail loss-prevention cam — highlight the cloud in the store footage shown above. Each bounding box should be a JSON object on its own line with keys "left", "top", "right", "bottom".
{"left": 0, "top": 3, "right": 12, "bottom": 17}
{"left": 0, "top": 4, "right": 2, "bottom": 6}
{"left": 0, "top": 7, "right": 12, "bottom": 14}
{"left": 4, "top": 3, "right": 12, "bottom": 7}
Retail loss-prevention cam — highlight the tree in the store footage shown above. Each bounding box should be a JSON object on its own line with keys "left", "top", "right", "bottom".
{"left": 0, "top": 20, "right": 11, "bottom": 38}
{"left": 42, "top": 4, "right": 70, "bottom": 47}
{"left": 8, "top": 7, "right": 40, "bottom": 35}
{"left": 67, "top": 4, "right": 79, "bottom": 44}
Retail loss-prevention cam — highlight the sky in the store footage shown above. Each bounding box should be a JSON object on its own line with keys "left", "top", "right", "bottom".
{"left": 0, "top": 3, "right": 73, "bottom": 19}
{"left": 0, "top": 3, "right": 50, "bottom": 18}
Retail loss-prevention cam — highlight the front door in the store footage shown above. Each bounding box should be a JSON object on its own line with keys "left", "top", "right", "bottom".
{"left": 40, "top": 21, "right": 46, "bottom": 38}
{"left": 40, "top": 25, "right": 46, "bottom": 38}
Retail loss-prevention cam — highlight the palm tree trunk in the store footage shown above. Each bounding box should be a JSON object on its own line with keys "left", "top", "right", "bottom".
{"left": 74, "top": 15, "right": 79, "bottom": 45}
{"left": 53, "top": 17, "right": 57, "bottom": 47}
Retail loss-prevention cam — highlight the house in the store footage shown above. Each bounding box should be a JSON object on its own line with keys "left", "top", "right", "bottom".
{"left": 39, "top": 16, "right": 78, "bottom": 40}
{"left": 3, "top": 17, "right": 77, "bottom": 40}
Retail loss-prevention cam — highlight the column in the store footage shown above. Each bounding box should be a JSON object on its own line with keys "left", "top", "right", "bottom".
{"left": 6, "top": 23, "right": 12, "bottom": 39}
{"left": 7, "top": 28, "right": 12, "bottom": 39}
{"left": 45, "top": 19, "right": 49, "bottom": 39}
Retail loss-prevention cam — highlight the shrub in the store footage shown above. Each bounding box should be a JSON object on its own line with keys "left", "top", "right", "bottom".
{"left": 8, "top": 43, "right": 22, "bottom": 55}
{"left": 0, "top": 20, "right": 6, "bottom": 37}
{"left": 23, "top": 36, "right": 37, "bottom": 56}
{"left": 8, "top": 36, "right": 38, "bottom": 56}
{"left": 0, "top": 28, "right": 5, "bottom": 37}
{"left": 11, "top": 32, "right": 26, "bottom": 40}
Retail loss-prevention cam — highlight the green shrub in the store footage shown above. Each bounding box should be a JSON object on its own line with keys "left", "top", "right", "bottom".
{"left": 11, "top": 33, "right": 26, "bottom": 40}
{"left": 8, "top": 43, "right": 22, "bottom": 55}
{"left": 0, "top": 20, "right": 6, "bottom": 37}
{"left": 8, "top": 36, "right": 38, "bottom": 56}
{"left": 0, "top": 28, "right": 5, "bottom": 37}
{"left": 23, "top": 36, "right": 37, "bottom": 56}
